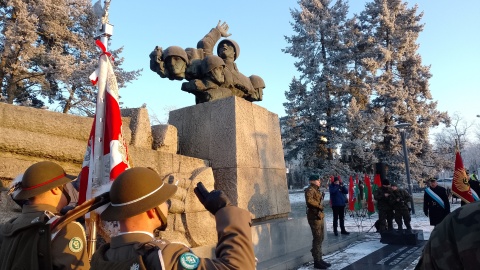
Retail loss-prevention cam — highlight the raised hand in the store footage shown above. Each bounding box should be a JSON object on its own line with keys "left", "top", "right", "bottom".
{"left": 216, "top": 20, "right": 231, "bottom": 37}
{"left": 194, "top": 182, "right": 232, "bottom": 215}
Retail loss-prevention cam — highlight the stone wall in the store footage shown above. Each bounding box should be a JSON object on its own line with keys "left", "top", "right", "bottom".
{"left": 0, "top": 102, "right": 216, "bottom": 248}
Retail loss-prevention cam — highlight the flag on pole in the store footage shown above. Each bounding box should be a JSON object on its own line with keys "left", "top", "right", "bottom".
{"left": 78, "top": 40, "right": 130, "bottom": 205}
{"left": 348, "top": 176, "right": 355, "bottom": 211}
{"left": 354, "top": 175, "right": 362, "bottom": 211}
{"left": 452, "top": 150, "right": 480, "bottom": 203}
{"left": 364, "top": 174, "right": 375, "bottom": 215}
{"left": 372, "top": 174, "right": 381, "bottom": 194}
{"left": 372, "top": 174, "right": 382, "bottom": 212}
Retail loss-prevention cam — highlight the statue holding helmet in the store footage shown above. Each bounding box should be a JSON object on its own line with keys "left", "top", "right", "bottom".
{"left": 149, "top": 21, "right": 265, "bottom": 104}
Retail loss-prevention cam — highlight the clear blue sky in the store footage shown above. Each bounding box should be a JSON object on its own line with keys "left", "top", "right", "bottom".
{"left": 104, "top": 0, "right": 480, "bottom": 136}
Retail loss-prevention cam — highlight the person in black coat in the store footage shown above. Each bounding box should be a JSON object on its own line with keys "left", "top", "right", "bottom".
{"left": 424, "top": 178, "right": 450, "bottom": 226}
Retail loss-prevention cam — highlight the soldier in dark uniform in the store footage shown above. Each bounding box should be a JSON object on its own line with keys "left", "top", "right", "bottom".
{"left": 0, "top": 161, "right": 89, "bottom": 269}
{"left": 373, "top": 179, "right": 394, "bottom": 231}
{"left": 423, "top": 178, "right": 450, "bottom": 226}
{"left": 305, "top": 174, "right": 331, "bottom": 269}
{"left": 90, "top": 167, "right": 256, "bottom": 270}
{"left": 415, "top": 201, "right": 480, "bottom": 269}
{"left": 390, "top": 182, "right": 412, "bottom": 231}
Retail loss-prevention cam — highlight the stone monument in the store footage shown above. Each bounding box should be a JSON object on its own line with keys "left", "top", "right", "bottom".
{"left": 149, "top": 21, "right": 265, "bottom": 104}
{"left": 169, "top": 96, "right": 291, "bottom": 220}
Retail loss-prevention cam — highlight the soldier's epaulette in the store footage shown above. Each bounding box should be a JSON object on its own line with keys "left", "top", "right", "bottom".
{"left": 135, "top": 239, "right": 170, "bottom": 254}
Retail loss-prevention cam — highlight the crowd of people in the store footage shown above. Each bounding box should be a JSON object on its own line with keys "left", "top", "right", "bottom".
{"left": 304, "top": 172, "right": 480, "bottom": 270}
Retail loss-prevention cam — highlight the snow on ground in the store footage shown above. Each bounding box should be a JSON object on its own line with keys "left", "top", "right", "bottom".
{"left": 297, "top": 238, "right": 386, "bottom": 270}
{"left": 290, "top": 191, "right": 461, "bottom": 270}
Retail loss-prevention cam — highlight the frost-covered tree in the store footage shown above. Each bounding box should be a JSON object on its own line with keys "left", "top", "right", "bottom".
{"left": 283, "top": 0, "right": 352, "bottom": 172}
{"left": 0, "top": 0, "right": 141, "bottom": 115}
{"left": 357, "top": 0, "right": 449, "bottom": 182}
{"left": 342, "top": 97, "right": 379, "bottom": 173}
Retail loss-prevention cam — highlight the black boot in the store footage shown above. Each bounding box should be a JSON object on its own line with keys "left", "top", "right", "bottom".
{"left": 334, "top": 229, "right": 338, "bottom": 236}
{"left": 340, "top": 219, "right": 349, "bottom": 235}
{"left": 406, "top": 223, "right": 412, "bottom": 232}
{"left": 313, "top": 260, "right": 328, "bottom": 269}
{"left": 320, "top": 259, "right": 331, "bottom": 267}
{"left": 387, "top": 219, "right": 394, "bottom": 231}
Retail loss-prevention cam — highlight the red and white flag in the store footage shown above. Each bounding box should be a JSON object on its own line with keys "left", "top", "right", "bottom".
{"left": 78, "top": 40, "right": 129, "bottom": 204}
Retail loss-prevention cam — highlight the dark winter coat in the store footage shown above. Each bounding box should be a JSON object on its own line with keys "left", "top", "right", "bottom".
{"left": 391, "top": 188, "right": 412, "bottom": 210}
{"left": 424, "top": 185, "right": 450, "bottom": 226}
{"left": 329, "top": 183, "right": 348, "bottom": 207}
{"left": 374, "top": 186, "right": 393, "bottom": 211}
{"left": 468, "top": 179, "right": 480, "bottom": 196}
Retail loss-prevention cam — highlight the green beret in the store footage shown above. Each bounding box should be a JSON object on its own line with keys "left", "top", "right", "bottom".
{"left": 309, "top": 175, "right": 320, "bottom": 181}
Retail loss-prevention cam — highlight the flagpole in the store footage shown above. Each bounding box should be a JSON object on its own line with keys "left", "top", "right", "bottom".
{"left": 88, "top": 0, "right": 113, "bottom": 259}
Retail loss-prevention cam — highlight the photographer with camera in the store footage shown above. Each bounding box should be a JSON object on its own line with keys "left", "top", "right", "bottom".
{"left": 390, "top": 182, "right": 412, "bottom": 232}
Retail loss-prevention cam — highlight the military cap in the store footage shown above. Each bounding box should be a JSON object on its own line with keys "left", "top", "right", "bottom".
{"left": 13, "top": 161, "right": 75, "bottom": 200}
{"left": 101, "top": 167, "right": 177, "bottom": 221}
{"left": 249, "top": 75, "right": 265, "bottom": 89}
{"left": 202, "top": 55, "right": 225, "bottom": 75}
{"left": 382, "top": 179, "right": 390, "bottom": 186}
{"left": 390, "top": 182, "right": 398, "bottom": 187}
{"left": 333, "top": 176, "right": 340, "bottom": 182}
{"left": 429, "top": 177, "right": 437, "bottom": 182}
{"left": 217, "top": 39, "right": 240, "bottom": 60}
{"left": 309, "top": 174, "right": 320, "bottom": 181}
{"left": 163, "top": 46, "right": 189, "bottom": 64}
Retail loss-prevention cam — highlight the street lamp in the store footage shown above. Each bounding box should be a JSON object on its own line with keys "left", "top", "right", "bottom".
{"left": 394, "top": 122, "right": 415, "bottom": 214}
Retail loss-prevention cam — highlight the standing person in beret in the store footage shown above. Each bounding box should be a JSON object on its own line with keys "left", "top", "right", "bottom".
{"left": 305, "top": 175, "right": 331, "bottom": 269}
{"left": 423, "top": 178, "right": 450, "bottom": 227}
{"left": 90, "top": 167, "right": 255, "bottom": 270}
{"left": 329, "top": 176, "right": 349, "bottom": 237}
{"left": 0, "top": 161, "right": 89, "bottom": 270}
{"left": 373, "top": 179, "right": 394, "bottom": 231}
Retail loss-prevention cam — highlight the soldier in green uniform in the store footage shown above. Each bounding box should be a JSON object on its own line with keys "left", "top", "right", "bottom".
{"left": 390, "top": 182, "right": 412, "bottom": 231}
{"left": 0, "top": 161, "right": 89, "bottom": 270}
{"left": 90, "top": 167, "right": 256, "bottom": 270}
{"left": 415, "top": 201, "right": 480, "bottom": 270}
{"left": 305, "top": 175, "right": 331, "bottom": 269}
{"left": 373, "top": 179, "right": 394, "bottom": 231}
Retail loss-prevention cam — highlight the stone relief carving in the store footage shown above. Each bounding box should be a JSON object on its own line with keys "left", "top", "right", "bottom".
{"left": 149, "top": 21, "right": 265, "bottom": 104}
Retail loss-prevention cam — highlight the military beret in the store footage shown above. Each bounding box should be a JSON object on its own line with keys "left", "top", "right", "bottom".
{"left": 309, "top": 174, "right": 320, "bottom": 181}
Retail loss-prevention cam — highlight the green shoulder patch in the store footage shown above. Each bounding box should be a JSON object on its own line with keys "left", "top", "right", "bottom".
{"left": 179, "top": 252, "right": 200, "bottom": 269}
{"left": 68, "top": 237, "right": 83, "bottom": 253}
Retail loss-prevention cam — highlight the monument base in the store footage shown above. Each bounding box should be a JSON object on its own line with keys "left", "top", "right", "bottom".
{"left": 169, "top": 96, "right": 290, "bottom": 219}
{"left": 380, "top": 229, "right": 423, "bottom": 245}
